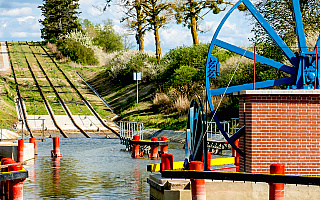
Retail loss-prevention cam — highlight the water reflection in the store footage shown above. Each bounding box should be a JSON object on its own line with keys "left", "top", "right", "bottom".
{"left": 23, "top": 138, "right": 191, "bottom": 199}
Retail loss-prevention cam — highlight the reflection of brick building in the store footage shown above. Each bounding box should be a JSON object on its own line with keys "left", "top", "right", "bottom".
{"left": 237, "top": 90, "right": 320, "bottom": 176}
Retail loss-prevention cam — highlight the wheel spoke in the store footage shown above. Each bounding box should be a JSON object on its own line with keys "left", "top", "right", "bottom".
{"left": 243, "top": 0, "right": 298, "bottom": 67}
{"left": 209, "top": 76, "right": 296, "bottom": 96}
{"left": 215, "top": 39, "right": 296, "bottom": 75}
{"left": 292, "top": 0, "right": 308, "bottom": 53}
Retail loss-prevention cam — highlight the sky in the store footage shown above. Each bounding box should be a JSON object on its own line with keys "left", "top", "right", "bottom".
{"left": 0, "top": 0, "right": 255, "bottom": 53}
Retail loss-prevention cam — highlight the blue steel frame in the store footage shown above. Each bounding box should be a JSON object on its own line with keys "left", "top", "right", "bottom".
{"left": 205, "top": 0, "right": 320, "bottom": 156}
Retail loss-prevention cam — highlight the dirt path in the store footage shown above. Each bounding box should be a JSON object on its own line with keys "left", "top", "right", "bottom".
{"left": 0, "top": 42, "right": 10, "bottom": 72}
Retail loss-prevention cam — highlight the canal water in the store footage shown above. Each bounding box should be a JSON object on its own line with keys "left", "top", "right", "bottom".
{"left": 23, "top": 138, "right": 186, "bottom": 199}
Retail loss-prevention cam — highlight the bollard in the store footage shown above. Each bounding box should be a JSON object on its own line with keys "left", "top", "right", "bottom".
{"left": 149, "top": 137, "right": 159, "bottom": 159}
{"left": 232, "top": 139, "right": 239, "bottom": 167}
{"left": 17, "top": 140, "right": 24, "bottom": 163}
{"left": 190, "top": 161, "right": 206, "bottom": 200}
{"left": 1, "top": 159, "right": 16, "bottom": 200}
{"left": 159, "top": 136, "right": 168, "bottom": 156}
{"left": 8, "top": 164, "right": 25, "bottom": 200}
{"left": 29, "top": 138, "right": 35, "bottom": 147}
{"left": 269, "top": 164, "right": 285, "bottom": 200}
{"left": 132, "top": 135, "right": 140, "bottom": 158}
{"left": 161, "top": 153, "right": 174, "bottom": 171}
{"left": 207, "top": 151, "right": 211, "bottom": 171}
{"left": 51, "top": 137, "right": 62, "bottom": 157}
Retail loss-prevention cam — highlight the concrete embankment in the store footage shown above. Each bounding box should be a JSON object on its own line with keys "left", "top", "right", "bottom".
{"left": 0, "top": 129, "right": 20, "bottom": 140}
{"left": 142, "top": 129, "right": 186, "bottom": 143}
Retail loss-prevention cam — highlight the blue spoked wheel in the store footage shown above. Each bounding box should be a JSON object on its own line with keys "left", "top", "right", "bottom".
{"left": 206, "top": 0, "right": 320, "bottom": 157}
{"left": 184, "top": 96, "right": 208, "bottom": 170}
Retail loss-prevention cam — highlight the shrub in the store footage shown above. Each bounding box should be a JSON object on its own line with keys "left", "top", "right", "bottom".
{"left": 170, "top": 65, "right": 198, "bottom": 97}
{"left": 153, "top": 93, "right": 170, "bottom": 107}
{"left": 65, "top": 29, "right": 93, "bottom": 48}
{"left": 174, "top": 95, "right": 190, "bottom": 114}
{"left": 106, "top": 50, "right": 160, "bottom": 85}
{"left": 57, "top": 38, "right": 98, "bottom": 65}
{"left": 93, "top": 20, "right": 123, "bottom": 53}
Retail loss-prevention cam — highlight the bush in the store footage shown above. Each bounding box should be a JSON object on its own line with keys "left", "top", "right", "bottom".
{"left": 174, "top": 95, "right": 190, "bottom": 115}
{"left": 170, "top": 65, "right": 198, "bottom": 97}
{"left": 57, "top": 38, "right": 98, "bottom": 65}
{"left": 93, "top": 20, "right": 123, "bottom": 53}
{"left": 106, "top": 50, "right": 160, "bottom": 85}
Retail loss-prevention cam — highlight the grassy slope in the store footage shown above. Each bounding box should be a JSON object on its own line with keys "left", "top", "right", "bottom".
{"left": 80, "top": 67, "right": 188, "bottom": 130}
{"left": 1, "top": 42, "right": 187, "bottom": 131}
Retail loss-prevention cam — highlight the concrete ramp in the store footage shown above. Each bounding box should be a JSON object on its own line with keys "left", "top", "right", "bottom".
{"left": 0, "top": 42, "right": 10, "bottom": 71}
{"left": 25, "top": 115, "right": 119, "bottom": 136}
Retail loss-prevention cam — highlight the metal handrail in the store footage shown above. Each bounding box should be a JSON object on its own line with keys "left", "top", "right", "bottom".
{"left": 119, "top": 121, "right": 144, "bottom": 140}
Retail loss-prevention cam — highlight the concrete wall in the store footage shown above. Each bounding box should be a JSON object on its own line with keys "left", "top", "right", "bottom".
{"left": 237, "top": 90, "right": 320, "bottom": 176}
{"left": 0, "top": 142, "right": 34, "bottom": 162}
{"left": 149, "top": 176, "right": 320, "bottom": 200}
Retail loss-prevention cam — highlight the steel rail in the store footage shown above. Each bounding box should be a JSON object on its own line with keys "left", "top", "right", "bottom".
{"left": 37, "top": 42, "right": 120, "bottom": 137}
{"left": 17, "top": 42, "right": 69, "bottom": 138}
{"left": 6, "top": 42, "right": 34, "bottom": 138}
{"left": 26, "top": 42, "right": 90, "bottom": 138}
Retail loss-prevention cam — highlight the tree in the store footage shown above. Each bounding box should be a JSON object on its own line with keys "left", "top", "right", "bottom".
{"left": 251, "top": 0, "right": 320, "bottom": 61}
{"left": 142, "top": 0, "right": 172, "bottom": 63}
{"left": 39, "top": 0, "right": 82, "bottom": 42}
{"left": 174, "top": 0, "right": 233, "bottom": 45}
{"left": 93, "top": 20, "right": 124, "bottom": 53}
{"left": 120, "top": 0, "right": 148, "bottom": 51}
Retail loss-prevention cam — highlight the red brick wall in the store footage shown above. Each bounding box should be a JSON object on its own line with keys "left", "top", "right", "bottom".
{"left": 238, "top": 94, "right": 320, "bottom": 176}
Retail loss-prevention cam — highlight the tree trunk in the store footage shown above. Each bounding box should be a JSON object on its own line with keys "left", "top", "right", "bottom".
{"left": 190, "top": 15, "right": 198, "bottom": 44}
{"left": 154, "top": 26, "right": 161, "bottom": 63}
{"left": 137, "top": 21, "right": 144, "bottom": 51}
{"left": 136, "top": 4, "right": 145, "bottom": 51}
{"left": 190, "top": 0, "right": 198, "bottom": 45}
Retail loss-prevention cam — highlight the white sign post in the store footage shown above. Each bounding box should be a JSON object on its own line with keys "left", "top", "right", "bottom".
{"left": 133, "top": 72, "right": 141, "bottom": 111}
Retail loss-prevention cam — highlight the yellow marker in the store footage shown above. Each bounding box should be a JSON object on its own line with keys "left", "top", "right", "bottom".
{"left": 147, "top": 157, "right": 235, "bottom": 172}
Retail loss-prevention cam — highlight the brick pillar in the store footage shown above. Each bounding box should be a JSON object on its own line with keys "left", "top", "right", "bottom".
{"left": 237, "top": 90, "right": 320, "bottom": 176}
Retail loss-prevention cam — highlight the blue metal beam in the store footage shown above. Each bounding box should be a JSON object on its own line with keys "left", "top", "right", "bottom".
{"left": 206, "top": 0, "right": 243, "bottom": 66}
{"left": 292, "top": 0, "right": 308, "bottom": 53}
{"left": 215, "top": 39, "right": 297, "bottom": 75}
{"left": 243, "top": 0, "right": 298, "bottom": 67}
{"left": 209, "top": 76, "right": 296, "bottom": 96}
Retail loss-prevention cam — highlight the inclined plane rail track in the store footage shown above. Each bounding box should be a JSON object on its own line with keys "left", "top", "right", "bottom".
{"left": 6, "top": 42, "right": 34, "bottom": 138}
{"left": 15, "top": 42, "right": 69, "bottom": 138}
{"left": 26, "top": 42, "right": 90, "bottom": 138}
{"left": 37, "top": 42, "right": 120, "bottom": 137}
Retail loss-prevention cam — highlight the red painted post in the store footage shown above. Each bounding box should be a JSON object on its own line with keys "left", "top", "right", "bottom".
{"left": 51, "top": 137, "right": 62, "bottom": 157}
{"left": 29, "top": 138, "right": 35, "bottom": 147}
{"left": 232, "top": 139, "right": 240, "bottom": 167}
{"left": 207, "top": 151, "right": 211, "bottom": 171}
{"left": 315, "top": 46, "right": 318, "bottom": 90}
{"left": 149, "top": 137, "right": 159, "bottom": 159}
{"left": 159, "top": 136, "right": 168, "bottom": 156}
{"left": 269, "top": 164, "right": 285, "bottom": 200}
{"left": 8, "top": 164, "right": 25, "bottom": 200}
{"left": 253, "top": 46, "right": 256, "bottom": 90}
{"left": 161, "top": 153, "right": 174, "bottom": 171}
{"left": 17, "top": 140, "right": 24, "bottom": 163}
{"left": 190, "top": 161, "right": 206, "bottom": 200}
{"left": 132, "top": 135, "right": 140, "bottom": 158}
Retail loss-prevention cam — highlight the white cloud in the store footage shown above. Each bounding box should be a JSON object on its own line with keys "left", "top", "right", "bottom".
{"left": 160, "top": 28, "right": 192, "bottom": 49}
{"left": 17, "top": 16, "right": 35, "bottom": 24}
{"left": 10, "top": 32, "right": 40, "bottom": 38}
{"left": 0, "top": 7, "right": 33, "bottom": 17}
